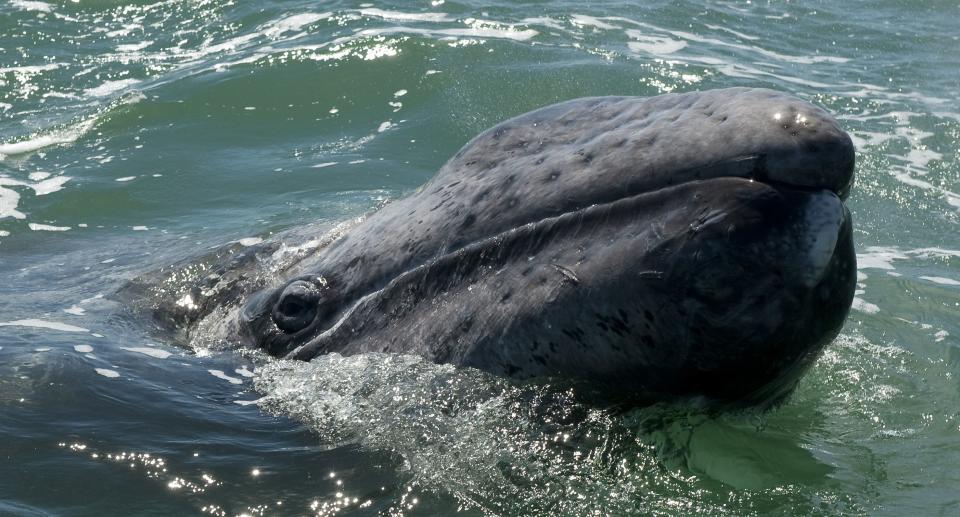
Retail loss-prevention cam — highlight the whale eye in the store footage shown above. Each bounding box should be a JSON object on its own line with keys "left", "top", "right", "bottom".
{"left": 272, "top": 280, "right": 323, "bottom": 333}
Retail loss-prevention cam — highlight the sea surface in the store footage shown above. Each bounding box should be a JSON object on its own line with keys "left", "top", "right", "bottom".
{"left": 1, "top": 1, "right": 959, "bottom": 515}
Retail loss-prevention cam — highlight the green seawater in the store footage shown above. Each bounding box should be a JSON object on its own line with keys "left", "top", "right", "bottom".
{"left": 1, "top": 1, "right": 959, "bottom": 515}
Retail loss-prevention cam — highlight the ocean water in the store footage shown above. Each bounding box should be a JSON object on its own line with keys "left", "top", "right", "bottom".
{"left": 1, "top": 0, "right": 958, "bottom": 515}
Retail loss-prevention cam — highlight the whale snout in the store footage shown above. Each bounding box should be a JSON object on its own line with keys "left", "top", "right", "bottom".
{"left": 749, "top": 103, "right": 856, "bottom": 200}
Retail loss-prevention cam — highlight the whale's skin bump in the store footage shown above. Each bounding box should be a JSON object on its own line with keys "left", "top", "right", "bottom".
{"left": 127, "top": 88, "right": 857, "bottom": 407}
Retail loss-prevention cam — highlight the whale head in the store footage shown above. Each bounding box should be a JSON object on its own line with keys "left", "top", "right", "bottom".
{"left": 236, "top": 88, "right": 855, "bottom": 406}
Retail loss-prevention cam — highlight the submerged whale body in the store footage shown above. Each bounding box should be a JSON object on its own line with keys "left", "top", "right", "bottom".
{"left": 126, "top": 88, "right": 857, "bottom": 407}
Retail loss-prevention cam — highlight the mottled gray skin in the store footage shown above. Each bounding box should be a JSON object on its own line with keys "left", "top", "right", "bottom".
{"left": 161, "top": 88, "right": 858, "bottom": 406}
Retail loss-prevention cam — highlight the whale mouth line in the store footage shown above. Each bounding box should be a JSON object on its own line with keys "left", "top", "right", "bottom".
{"left": 680, "top": 152, "right": 850, "bottom": 199}
{"left": 277, "top": 169, "right": 849, "bottom": 361}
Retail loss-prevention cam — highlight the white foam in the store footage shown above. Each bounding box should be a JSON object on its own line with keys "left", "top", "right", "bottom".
{"left": 363, "top": 43, "right": 398, "bottom": 60}
{"left": 64, "top": 305, "right": 86, "bottom": 315}
{"left": 919, "top": 276, "right": 960, "bottom": 286}
{"left": 311, "top": 162, "right": 337, "bottom": 169}
{"left": 569, "top": 14, "right": 619, "bottom": 30}
{"left": 0, "top": 136, "right": 62, "bottom": 157}
{"left": 10, "top": 1, "right": 52, "bottom": 12}
{"left": 0, "top": 174, "right": 71, "bottom": 219}
{"left": 131, "top": 226, "right": 148, "bottom": 231}
{"left": 84, "top": 79, "right": 140, "bottom": 98}
{"left": 29, "top": 223, "right": 70, "bottom": 231}
{"left": 626, "top": 33, "right": 687, "bottom": 55}
{"left": 909, "top": 247, "right": 960, "bottom": 259}
{"left": 857, "top": 247, "right": 907, "bottom": 270}
{"left": 31, "top": 176, "right": 71, "bottom": 196}
{"left": 0, "top": 319, "right": 88, "bottom": 332}
{"left": 209, "top": 369, "right": 243, "bottom": 385}
{"left": 880, "top": 113, "right": 960, "bottom": 208}
{"left": 852, "top": 298, "right": 880, "bottom": 314}
{"left": 42, "top": 91, "right": 81, "bottom": 100}
{"left": 74, "top": 345, "right": 93, "bottom": 353}
{"left": 0, "top": 117, "right": 95, "bottom": 156}
{"left": 357, "top": 8, "right": 452, "bottom": 23}
{"left": 935, "top": 330, "right": 949, "bottom": 342}
{"left": 116, "top": 41, "right": 153, "bottom": 53}
{"left": 903, "top": 147, "right": 943, "bottom": 171}
{"left": 235, "top": 366, "right": 256, "bottom": 378}
{"left": 393, "top": 89, "right": 407, "bottom": 97}
{"left": 661, "top": 27, "right": 848, "bottom": 65}
{"left": 704, "top": 24, "right": 759, "bottom": 41}
{"left": 121, "top": 346, "right": 173, "bottom": 359}
{"left": 847, "top": 130, "right": 897, "bottom": 151}
{"left": 263, "top": 12, "right": 331, "bottom": 37}
{"left": 377, "top": 121, "right": 393, "bottom": 133}
{"left": 858, "top": 246, "right": 960, "bottom": 273}
{"left": 28, "top": 172, "right": 50, "bottom": 181}
{"left": 520, "top": 16, "right": 565, "bottom": 30}
{"left": 34, "top": 347, "right": 51, "bottom": 352}
{"left": 0, "top": 63, "right": 61, "bottom": 74}
{"left": 0, "top": 186, "right": 25, "bottom": 219}
{"left": 889, "top": 169, "right": 960, "bottom": 210}
{"left": 356, "top": 25, "right": 538, "bottom": 43}
{"left": 95, "top": 368, "right": 120, "bottom": 378}
{"left": 116, "top": 176, "right": 136, "bottom": 182}
{"left": 709, "top": 57, "right": 832, "bottom": 88}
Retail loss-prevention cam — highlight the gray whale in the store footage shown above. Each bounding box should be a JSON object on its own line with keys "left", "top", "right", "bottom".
{"left": 128, "top": 88, "right": 857, "bottom": 406}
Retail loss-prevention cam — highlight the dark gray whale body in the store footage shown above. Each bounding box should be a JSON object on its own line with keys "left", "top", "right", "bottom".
{"left": 133, "top": 88, "right": 857, "bottom": 406}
